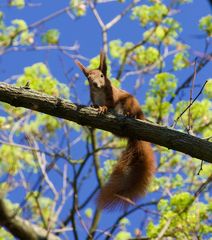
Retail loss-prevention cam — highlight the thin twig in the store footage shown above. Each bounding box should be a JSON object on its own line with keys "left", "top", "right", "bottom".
{"left": 103, "top": 200, "right": 159, "bottom": 240}
{"left": 169, "top": 54, "right": 211, "bottom": 103}
{"left": 116, "top": 23, "right": 161, "bottom": 80}
{"left": 86, "top": 129, "right": 102, "bottom": 240}
{"left": 29, "top": 6, "right": 71, "bottom": 29}
{"left": 88, "top": 0, "right": 105, "bottom": 29}
{"left": 5, "top": 44, "right": 79, "bottom": 54}
{"left": 155, "top": 218, "right": 172, "bottom": 240}
{"left": 194, "top": 173, "right": 212, "bottom": 197}
{"left": 197, "top": 161, "right": 204, "bottom": 175}
{"left": 187, "top": 58, "right": 197, "bottom": 133}
{"left": 172, "top": 80, "right": 209, "bottom": 128}
{"left": 90, "top": 129, "right": 103, "bottom": 187}
{"left": 105, "top": 0, "right": 141, "bottom": 30}
{"left": 75, "top": 207, "right": 92, "bottom": 239}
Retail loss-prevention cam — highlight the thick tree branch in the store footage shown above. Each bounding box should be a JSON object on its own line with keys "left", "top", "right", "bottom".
{"left": 0, "top": 197, "right": 60, "bottom": 240}
{"left": 0, "top": 82, "right": 211, "bottom": 163}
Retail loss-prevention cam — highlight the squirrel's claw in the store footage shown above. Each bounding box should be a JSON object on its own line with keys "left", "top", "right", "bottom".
{"left": 98, "top": 106, "right": 108, "bottom": 115}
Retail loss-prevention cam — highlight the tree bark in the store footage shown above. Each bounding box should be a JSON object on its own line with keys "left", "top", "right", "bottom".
{"left": 0, "top": 82, "right": 211, "bottom": 163}
{"left": 0, "top": 197, "right": 60, "bottom": 240}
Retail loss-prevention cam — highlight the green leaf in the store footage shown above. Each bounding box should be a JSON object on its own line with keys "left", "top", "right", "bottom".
{"left": 175, "top": 99, "right": 212, "bottom": 136}
{"left": 0, "top": 35, "right": 11, "bottom": 47}
{"left": 12, "top": 19, "right": 27, "bottom": 32}
{"left": 131, "top": 3, "right": 168, "bottom": 26}
{"left": 199, "top": 15, "right": 212, "bottom": 36}
{"left": 27, "top": 193, "right": 56, "bottom": 226}
{"left": 133, "top": 46, "right": 160, "bottom": 66}
{"left": 0, "top": 228, "right": 15, "bottom": 240}
{"left": 1, "top": 18, "right": 34, "bottom": 46}
{"left": 146, "top": 221, "right": 160, "bottom": 238}
{"left": 158, "top": 199, "right": 169, "bottom": 212}
{"left": 143, "top": 18, "right": 182, "bottom": 46}
{"left": 9, "top": 0, "right": 25, "bottom": 8}
{"left": 99, "top": 159, "right": 117, "bottom": 182}
{"left": 155, "top": 26, "right": 166, "bottom": 39}
{"left": 23, "top": 113, "right": 60, "bottom": 135}
{"left": 0, "top": 145, "right": 36, "bottom": 175}
{"left": 16, "top": 62, "right": 69, "bottom": 98}
{"left": 170, "top": 192, "right": 194, "bottom": 212}
{"left": 0, "top": 117, "right": 6, "bottom": 127}
{"left": 199, "top": 164, "right": 212, "bottom": 177}
{"left": 131, "top": 5, "right": 151, "bottom": 26}
{"left": 42, "top": 29, "right": 60, "bottom": 45}
{"left": 85, "top": 208, "right": 93, "bottom": 218}
{"left": 109, "top": 39, "right": 133, "bottom": 63}
{"left": 204, "top": 79, "right": 212, "bottom": 98}
{"left": 20, "top": 31, "right": 34, "bottom": 45}
{"left": 173, "top": 51, "right": 190, "bottom": 70}
{"left": 119, "top": 217, "right": 130, "bottom": 227}
{"left": 115, "top": 231, "right": 132, "bottom": 240}
{"left": 70, "top": 0, "right": 87, "bottom": 16}
{"left": 0, "top": 12, "right": 3, "bottom": 21}
{"left": 143, "top": 72, "right": 177, "bottom": 120}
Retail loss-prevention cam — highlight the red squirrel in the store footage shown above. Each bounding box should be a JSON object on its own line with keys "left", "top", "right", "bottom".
{"left": 75, "top": 51, "right": 155, "bottom": 209}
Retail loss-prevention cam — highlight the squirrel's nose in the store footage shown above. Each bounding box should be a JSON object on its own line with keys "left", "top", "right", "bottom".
{"left": 93, "top": 82, "right": 98, "bottom": 88}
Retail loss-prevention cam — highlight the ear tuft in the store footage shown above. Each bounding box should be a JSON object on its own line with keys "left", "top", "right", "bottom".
{"left": 99, "top": 50, "right": 107, "bottom": 76}
{"left": 75, "top": 60, "right": 89, "bottom": 76}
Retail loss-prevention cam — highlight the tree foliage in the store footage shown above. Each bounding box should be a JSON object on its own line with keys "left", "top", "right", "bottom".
{"left": 0, "top": 0, "right": 211, "bottom": 239}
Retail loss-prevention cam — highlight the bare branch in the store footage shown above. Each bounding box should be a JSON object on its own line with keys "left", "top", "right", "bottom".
{"left": 88, "top": 0, "right": 105, "bottom": 29}
{"left": 105, "top": 0, "right": 141, "bottom": 30}
{"left": 5, "top": 44, "right": 80, "bottom": 54}
{"left": 29, "top": 6, "right": 71, "bottom": 29}
{"left": 0, "top": 197, "right": 61, "bottom": 240}
{"left": 169, "top": 55, "right": 211, "bottom": 103}
{"left": 187, "top": 59, "right": 197, "bottom": 133}
{"left": 173, "top": 80, "right": 209, "bottom": 128}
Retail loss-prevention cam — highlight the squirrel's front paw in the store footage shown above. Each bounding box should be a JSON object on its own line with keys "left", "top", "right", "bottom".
{"left": 124, "top": 111, "right": 136, "bottom": 118}
{"left": 98, "top": 106, "right": 108, "bottom": 115}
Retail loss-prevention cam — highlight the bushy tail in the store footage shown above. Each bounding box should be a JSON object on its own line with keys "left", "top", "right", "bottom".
{"left": 97, "top": 139, "right": 155, "bottom": 209}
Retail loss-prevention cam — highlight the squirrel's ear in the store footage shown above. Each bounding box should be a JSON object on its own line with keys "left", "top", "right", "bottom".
{"left": 75, "top": 60, "right": 89, "bottom": 76}
{"left": 99, "top": 51, "right": 107, "bottom": 76}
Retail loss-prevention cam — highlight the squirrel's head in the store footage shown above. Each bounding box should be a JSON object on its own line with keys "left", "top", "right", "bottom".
{"left": 75, "top": 51, "right": 107, "bottom": 89}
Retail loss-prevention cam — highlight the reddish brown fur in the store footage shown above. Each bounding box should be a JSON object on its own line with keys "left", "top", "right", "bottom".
{"left": 98, "top": 128, "right": 155, "bottom": 209}
{"left": 75, "top": 52, "right": 155, "bottom": 210}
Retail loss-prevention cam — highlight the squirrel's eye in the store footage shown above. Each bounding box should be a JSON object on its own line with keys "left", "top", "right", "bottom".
{"left": 101, "top": 74, "right": 104, "bottom": 78}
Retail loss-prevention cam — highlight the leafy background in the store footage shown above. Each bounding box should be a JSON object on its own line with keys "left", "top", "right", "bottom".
{"left": 0, "top": 0, "right": 211, "bottom": 239}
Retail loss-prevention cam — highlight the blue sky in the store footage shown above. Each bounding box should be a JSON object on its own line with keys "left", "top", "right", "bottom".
{"left": 1, "top": 0, "right": 211, "bottom": 104}
{"left": 0, "top": 0, "right": 211, "bottom": 239}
